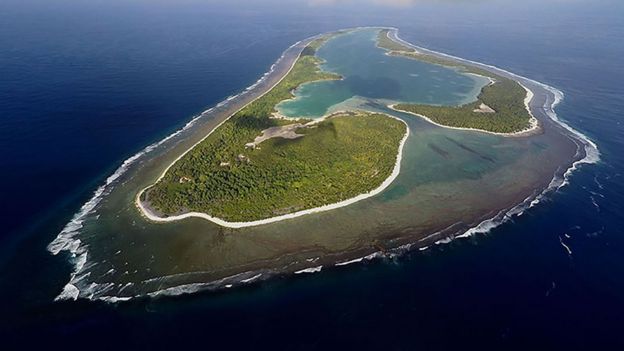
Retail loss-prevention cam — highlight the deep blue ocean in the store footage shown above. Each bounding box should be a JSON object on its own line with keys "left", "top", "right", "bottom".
{"left": 1, "top": 0, "right": 623, "bottom": 349}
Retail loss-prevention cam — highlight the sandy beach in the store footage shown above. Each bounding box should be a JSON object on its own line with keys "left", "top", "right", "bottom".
{"left": 137, "top": 115, "right": 410, "bottom": 228}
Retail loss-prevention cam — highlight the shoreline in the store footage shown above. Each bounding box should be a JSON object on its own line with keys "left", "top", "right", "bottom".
{"left": 137, "top": 114, "right": 410, "bottom": 228}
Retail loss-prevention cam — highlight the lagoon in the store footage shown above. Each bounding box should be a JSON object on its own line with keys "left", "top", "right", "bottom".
{"left": 277, "top": 29, "right": 489, "bottom": 118}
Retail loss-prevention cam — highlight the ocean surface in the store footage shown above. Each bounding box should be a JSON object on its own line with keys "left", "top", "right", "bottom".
{"left": 1, "top": 0, "right": 623, "bottom": 349}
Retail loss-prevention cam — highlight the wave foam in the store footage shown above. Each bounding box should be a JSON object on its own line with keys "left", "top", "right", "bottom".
{"left": 295, "top": 266, "right": 323, "bottom": 274}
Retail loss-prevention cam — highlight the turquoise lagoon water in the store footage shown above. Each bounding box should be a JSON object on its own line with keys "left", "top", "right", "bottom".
{"left": 277, "top": 29, "right": 489, "bottom": 118}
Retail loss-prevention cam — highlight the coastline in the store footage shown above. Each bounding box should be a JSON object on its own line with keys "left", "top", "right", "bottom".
{"left": 49, "top": 27, "right": 600, "bottom": 302}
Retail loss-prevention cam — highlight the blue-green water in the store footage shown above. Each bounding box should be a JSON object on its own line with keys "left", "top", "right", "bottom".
{"left": 277, "top": 29, "right": 488, "bottom": 118}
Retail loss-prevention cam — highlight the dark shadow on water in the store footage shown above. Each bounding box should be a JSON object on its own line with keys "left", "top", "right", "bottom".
{"left": 445, "top": 136, "right": 496, "bottom": 163}
{"left": 347, "top": 75, "right": 401, "bottom": 99}
{"left": 428, "top": 143, "right": 452, "bottom": 159}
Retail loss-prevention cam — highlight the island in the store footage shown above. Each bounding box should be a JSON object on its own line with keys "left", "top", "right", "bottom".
{"left": 50, "top": 27, "right": 593, "bottom": 301}
{"left": 377, "top": 29, "right": 538, "bottom": 135}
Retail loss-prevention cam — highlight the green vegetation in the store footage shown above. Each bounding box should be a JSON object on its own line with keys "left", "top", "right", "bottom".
{"left": 378, "top": 29, "right": 533, "bottom": 133}
{"left": 147, "top": 112, "right": 405, "bottom": 221}
{"left": 376, "top": 30, "right": 415, "bottom": 53}
{"left": 144, "top": 36, "right": 407, "bottom": 222}
{"left": 301, "top": 35, "right": 330, "bottom": 56}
